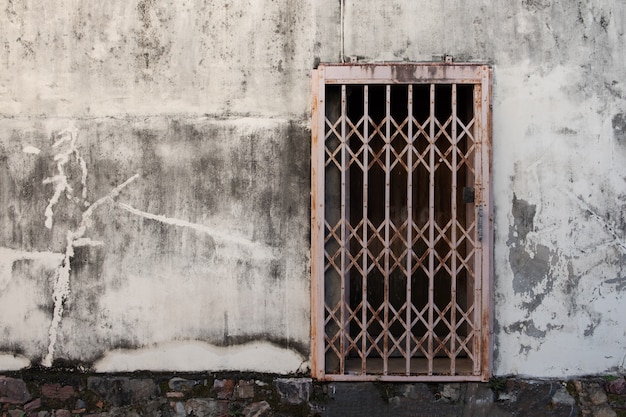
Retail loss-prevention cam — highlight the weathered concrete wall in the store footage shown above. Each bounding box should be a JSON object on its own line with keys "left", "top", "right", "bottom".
{"left": 339, "top": 0, "right": 626, "bottom": 376}
{"left": 0, "top": 0, "right": 315, "bottom": 372}
{"left": 0, "top": 0, "right": 315, "bottom": 117}
{"left": 0, "top": 118, "right": 310, "bottom": 372}
{"left": 1, "top": 0, "right": 625, "bottom": 378}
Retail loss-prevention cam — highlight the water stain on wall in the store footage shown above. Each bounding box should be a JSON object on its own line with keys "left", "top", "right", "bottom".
{"left": 0, "top": 118, "right": 311, "bottom": 368}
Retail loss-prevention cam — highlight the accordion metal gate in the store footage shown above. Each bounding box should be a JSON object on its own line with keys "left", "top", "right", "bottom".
{"left": 311, "top": 64, "right": 492, "bottom": 381}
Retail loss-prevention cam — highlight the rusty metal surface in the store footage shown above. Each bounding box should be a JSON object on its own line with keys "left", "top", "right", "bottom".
{"left": 311, "top": 64, "right": 492, "bottom": 381}
{"left": 320, "top": 63, "right": 487, "bottom": 84}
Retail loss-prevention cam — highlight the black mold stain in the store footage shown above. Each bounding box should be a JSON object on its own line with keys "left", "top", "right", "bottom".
{"left": 522, "top": 0, "right": 550, "bottom": 10}
{"left": 604, "top": 276, "right": 626, "bottom": 292}
{"left": 269, "top": 259, "right": 284, "bottom": 283}
{"left": 583, "top": 315, "right": 601, "bottom": 337}
{"left": 70, "top": 245, "right": 104, "bottom": 278}
{"left": 0, "top": 342, "right": 25, "bottom": 356}
{"left": 612, "top": 113, "right": 626, "bottom": 147}
{"left": 135, "top": 0, "right": 171, "bottom": 79}
{"left": 505, "top": 320, "right": 547, "bottom": 338}
{"left": 170, "top": 120, "right": 203, "bottom": 143}
{"left": 11, "top": 257, "right": 34, "bottom": 274}
{"left": 599, "top": 15, "right": 609, "bottom": 31}
{"left": 557, "top": 127, "right": 578, "bottom": 136}
{"left": 604, "top": 81, "right": 623, "bottom": 99}
{"left": 1, "top": 131, "right": 54, "bottom": 250}
{"left": 216, "top": 335, "right": 309, "bottom": 359}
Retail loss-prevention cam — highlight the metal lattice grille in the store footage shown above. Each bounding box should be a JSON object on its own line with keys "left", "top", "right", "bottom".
{"left": 311, "top": 64, "right": 492, "bottom": 381}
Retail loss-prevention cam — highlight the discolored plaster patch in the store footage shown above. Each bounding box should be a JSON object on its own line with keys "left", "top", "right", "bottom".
{"left": 509, "top": 194, "right": 536, "bottom": 242}
{"left": 507, "top": 194, "right": 579, "bottom": 316}
{"left": 505, "top": 320, "right": 547, "bottom": 338}
{"left": 508, "top": 195, "right": 554, "bottom": 304}
{"left": 504, "top": 319, "right": 564, "bottom": 338}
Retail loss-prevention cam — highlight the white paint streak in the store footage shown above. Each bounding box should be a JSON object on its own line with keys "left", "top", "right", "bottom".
{"left": 72, "top": 238, "right": 104, "bottom": 247}
{"left": 42, "top": 124, "right": 89, "bottom": 228}
{"left": 93, "top": 340, "right": 308, "bottom": 374}
{"left": 42, "top": 173, "right": 139, "bottom": 368}
{"left": 42, "top": 231, "right": 74, "bottom": 367}
{"left": 117, "top": 203, "right": 273, "bottom": 255}
{"left": 22, "top": 145, "right": 41, "bottom": 154}
{"left": 0, "top": 247, "right": 65, "bottom": 263}
{"left": 42, "top": 175, "right": 71, "bottom": 229}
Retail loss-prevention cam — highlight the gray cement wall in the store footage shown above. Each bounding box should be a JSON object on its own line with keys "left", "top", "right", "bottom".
{"left": 0, "top": 0, "right": 625, "bottom": 377}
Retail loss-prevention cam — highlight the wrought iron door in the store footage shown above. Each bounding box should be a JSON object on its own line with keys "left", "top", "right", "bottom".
{"left": 311, "top": 64, "right": 492, "bottom": 381}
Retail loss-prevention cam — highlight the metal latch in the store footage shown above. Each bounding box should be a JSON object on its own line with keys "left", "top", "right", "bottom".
{"left": 463, "top": 187, "right": 475, "bottom": 204}
{"left": 478, "top": 205, "right": 483, "bottom": 241}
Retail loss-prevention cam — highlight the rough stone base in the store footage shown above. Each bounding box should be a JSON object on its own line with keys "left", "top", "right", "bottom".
{"left": 1, "top": 372, "right": 625, "bottom": 417}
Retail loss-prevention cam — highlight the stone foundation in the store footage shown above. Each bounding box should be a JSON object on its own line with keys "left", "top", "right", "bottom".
{"left": 1, "top": 372, "right": 625, "bottom": 417}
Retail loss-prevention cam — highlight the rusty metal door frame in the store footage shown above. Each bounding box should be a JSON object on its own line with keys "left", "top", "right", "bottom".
{"left": 311, "top": 63, "right": 493, "bottom": 381}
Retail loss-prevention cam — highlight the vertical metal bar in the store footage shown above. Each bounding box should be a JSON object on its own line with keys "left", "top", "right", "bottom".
{"left": 464, "top": 87, "right": 477, "bottom": 378}
{"left": 362, "top": 85, "right": 369, "bottom": 374}
{"left": 450, "top": 84, "right": 458, "bottom": 375}
{"left": 480, "top": 66, "right": 494, "bottom": 380}
{"left": 310, "top": 68, "right": 326, "bottom": 379}
{"left": 340, "top": 84, "right": 347, "bottom": 375}
{"left": 406, "top": 84, "right": 413, "bottom": 375}
{"left": 383, "top": 84, "right": 391, "bottom": 375}
{"left": 427, "top": 84, "right": 436, "bottom": 375}
{"left": 472, "top": 82, "right": 483, "bottom": 376}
